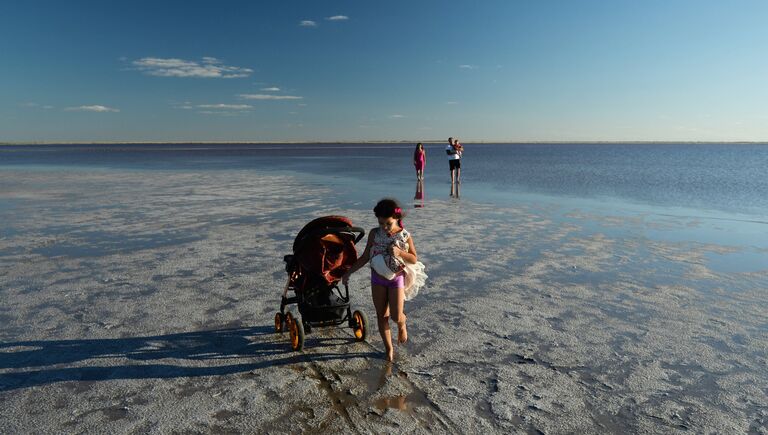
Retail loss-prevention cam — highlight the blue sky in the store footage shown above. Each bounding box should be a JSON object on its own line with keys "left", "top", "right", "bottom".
{"left": 2, "top": 0, "right": 767, "bottom": 142}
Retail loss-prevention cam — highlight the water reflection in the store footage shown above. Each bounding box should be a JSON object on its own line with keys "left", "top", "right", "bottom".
{"left": 450, "top": 179, "right": 460, "bottom": 199}
{"left": 374, "top": 393, "right": 408, "bottom": 410}
{"left": 414, "top": 179, "right": 424, "bottom": 208}
{"left": 373, "top": 362, "right": 407, "bottom": 410}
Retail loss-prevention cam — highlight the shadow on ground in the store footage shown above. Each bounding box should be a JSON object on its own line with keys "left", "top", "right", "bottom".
{"left": 0, "top": 326, "right": 375, "bottom": 391}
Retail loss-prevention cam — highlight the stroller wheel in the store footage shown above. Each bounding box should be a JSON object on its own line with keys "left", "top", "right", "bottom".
{"left": 274, "top": 312, "right": 284, "bottom": 333}
{"left": 352, "top": 310, "right": 368, "bottom": 341}
{"left": 285, "top": 311, "right": 305, "bottom": 351}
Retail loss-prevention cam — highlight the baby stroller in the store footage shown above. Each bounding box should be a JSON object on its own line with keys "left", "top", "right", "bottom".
{"left": 275, "top": 216, "right": 369, "bottom": 351}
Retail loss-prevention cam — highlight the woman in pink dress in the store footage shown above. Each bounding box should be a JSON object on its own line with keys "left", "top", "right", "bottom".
{"left": 413, "top": 142, "right": 426, "bottom": 180}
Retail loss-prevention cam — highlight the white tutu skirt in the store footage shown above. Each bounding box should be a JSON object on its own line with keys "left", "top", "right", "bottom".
{"left": 402, "top": 261, "right": 427, "bottom": 301}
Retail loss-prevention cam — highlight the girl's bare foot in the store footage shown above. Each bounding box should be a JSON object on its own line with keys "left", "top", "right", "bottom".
{"left": 397, "top": 322, "right": 408, "bottom": 344}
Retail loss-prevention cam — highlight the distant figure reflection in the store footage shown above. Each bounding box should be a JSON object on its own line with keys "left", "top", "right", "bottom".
{"left": 414, "top": 178, "right": 424, "bottom": 208}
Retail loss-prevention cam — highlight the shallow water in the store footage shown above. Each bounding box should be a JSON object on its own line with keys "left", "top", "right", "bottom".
{"left": 0, "top": 160, "right": 766, "bottom": 433}
{"left": 3, "top": 142, "right": 768, "bottom": 214}
{"left": 3, "top": 143, "right": 768, "bottom": 274}
{"left": 3, "top": 143, "right": 768, "bottom": 276}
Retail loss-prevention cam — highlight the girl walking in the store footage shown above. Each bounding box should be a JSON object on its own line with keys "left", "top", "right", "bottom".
{"left": 343, "top": 198, "right": 426, "bottom": 362}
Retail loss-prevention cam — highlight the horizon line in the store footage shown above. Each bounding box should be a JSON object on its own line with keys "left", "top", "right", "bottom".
{"left": 3, "top": 140, "right": 768, "bottom": 146}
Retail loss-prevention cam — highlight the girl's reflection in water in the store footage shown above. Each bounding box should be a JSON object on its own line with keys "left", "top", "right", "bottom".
{"left": 414, "top": 179, "right": 424, "bottom": 208}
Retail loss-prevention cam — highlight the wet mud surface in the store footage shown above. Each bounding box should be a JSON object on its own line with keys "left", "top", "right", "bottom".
{"left": 1, "top": 169, "right": 767, "bottom": 433}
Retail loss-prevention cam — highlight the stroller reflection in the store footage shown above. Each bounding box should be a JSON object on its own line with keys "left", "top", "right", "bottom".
{"left": 275, "top": 216, "right": 369, "bottom": 351}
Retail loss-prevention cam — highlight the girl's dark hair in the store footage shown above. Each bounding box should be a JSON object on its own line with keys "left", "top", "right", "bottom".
{"left": 373, "top": 198, "right": 405, "bottom": 227}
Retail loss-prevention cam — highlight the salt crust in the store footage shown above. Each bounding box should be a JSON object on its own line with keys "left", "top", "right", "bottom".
{"left": 0, "top": 169, "right": 766, "bottom": 433}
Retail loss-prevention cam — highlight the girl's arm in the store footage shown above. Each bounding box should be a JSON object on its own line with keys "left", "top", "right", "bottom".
{"left": 342, "top": 229, "right": 375, "bottom": 284}
{"left": 393, "top": 236, "right": 418, "bottom": 265}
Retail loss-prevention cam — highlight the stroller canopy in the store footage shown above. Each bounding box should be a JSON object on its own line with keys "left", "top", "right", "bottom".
{"left": 292, "top": 216, "right": 364, "bottom": 286}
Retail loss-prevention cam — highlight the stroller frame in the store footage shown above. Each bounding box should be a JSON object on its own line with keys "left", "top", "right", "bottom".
{"left": 275, "top": 219, "right": 368, "bottom": 351}
{"left": 279, "top": 278, "right": 354, "bottom": 331}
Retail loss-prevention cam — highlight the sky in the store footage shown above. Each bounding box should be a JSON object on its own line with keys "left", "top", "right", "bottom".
{"left": 1, "top": 0, "right": 768, "bottom": 143}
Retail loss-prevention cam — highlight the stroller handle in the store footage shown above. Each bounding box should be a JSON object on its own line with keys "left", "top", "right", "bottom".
{"left": 299, "top": 226, "right": 366, "bottom": 245}
{"left": 345, "top": 226, "right": 366, "bottom": 244}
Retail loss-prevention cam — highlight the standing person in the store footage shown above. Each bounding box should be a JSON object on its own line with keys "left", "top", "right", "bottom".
{"left": 342, "top": 198, "right": 426, "bottom": 362}
{"left": 446, "top": 137, "right": 461, "bottom": 196}
{"left": 413, "top": 142, "right": 426, "bottom": 180}
{"left": 453, "top": 138, "right": 463, "bottom": 184}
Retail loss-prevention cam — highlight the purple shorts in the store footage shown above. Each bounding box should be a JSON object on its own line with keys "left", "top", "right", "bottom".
{"left": 371, "top": 270, "right": 404, "bottom": 289}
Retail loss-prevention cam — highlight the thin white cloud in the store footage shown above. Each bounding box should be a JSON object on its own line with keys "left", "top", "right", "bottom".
{"left": 300, "top": 20, "right": 317, "bottom": 27}
{"left": 132, "top": 57, "right": 253, "bottom": 78}
{"left": 65, "top": 105, "right": 119, "bottom": 112}
{"left": 170, "top": 101, "right": 195, "bottom": 109}
{"left": 198, "top": 110, "right": 250, "bottom": 116}
{"left": 446, "top": 101, "right": 459, "bottom": 105}
{"left": 197, "top": 104, "right": 253, "bottom": 110}
{"left": 238, "top": 94, "right": 303, "bottom": 100}
{"left": 297, "top": 103, "right": 308, "bottom": 107}
{"left": 459, "top": 64, "right": 478, "bottom": 70}
{"left": 326, "top": 15, "right": 349, "bottom": 21}
{"left": 261, "top": 87, "right": 281, "bottom": 92}
{"left": 389, "top": 114, "right": 405, "bottom": 119}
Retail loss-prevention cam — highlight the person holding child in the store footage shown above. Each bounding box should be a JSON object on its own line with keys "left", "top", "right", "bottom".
{"left": 452, "top": 138, "right": 463, "bottom": 183}
{"left": 446, "top": 137, "right": 463, "bottom": 196}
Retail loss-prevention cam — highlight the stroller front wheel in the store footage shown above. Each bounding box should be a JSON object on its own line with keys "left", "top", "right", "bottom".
{"left": 274, "top": 312, "right": 284, "bottom": 333}
{"left": 352, "top": 310, "right": 368, "bottom": 341}
{"left": 285, "top": 311, "right": 305, "bottom": 351}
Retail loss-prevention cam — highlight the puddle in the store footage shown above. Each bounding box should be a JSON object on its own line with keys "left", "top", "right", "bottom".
{"left": 705, "top": 250, "right": 768, "bottom": 274}
{"left": 362, "top": 364, "right": 434, "bottom": 413}
{"left": 644, "top": 217, "right": 768, "bottom": 248}
{"left": 373, "top": 387, "right": 432, "bottom": 412}
{"left": 373, "top": 395, "right": 408, "bottom": 410}
{"left": 304, "top": 360, "right": 435, "bottom": 415}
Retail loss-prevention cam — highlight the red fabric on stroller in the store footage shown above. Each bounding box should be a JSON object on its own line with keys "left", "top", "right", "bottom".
{"left": 293, "top": 216, "right": 359, "bottom": 287}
